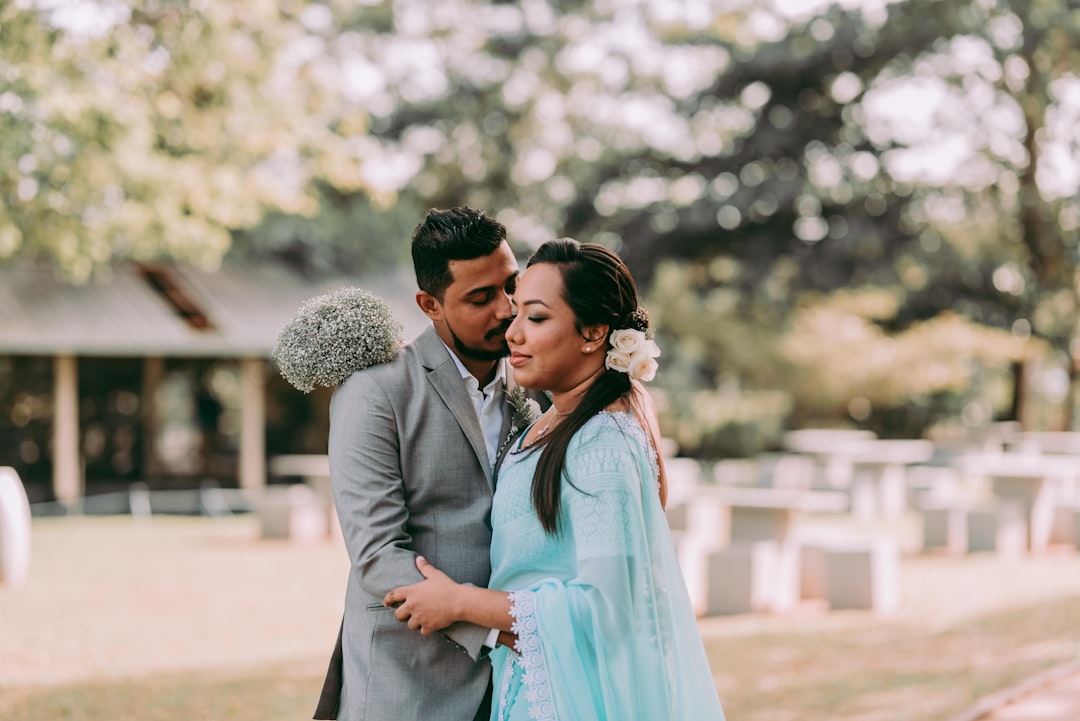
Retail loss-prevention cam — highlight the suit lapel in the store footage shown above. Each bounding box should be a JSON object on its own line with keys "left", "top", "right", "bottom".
{"left": 494, "top": 371, "right": 550, "bottom": 483}
{"left": 494, "top": 369, "right": 525, "bottom": 476}
{"left": 416, "top": 327, "right": 494, "bottom": 489}
{"left": 496, "top": 366, "right": 517, "bottom": 458}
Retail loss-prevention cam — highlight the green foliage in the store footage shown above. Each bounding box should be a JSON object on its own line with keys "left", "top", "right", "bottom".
{"left": 230, "top": 190, "right": 420, "bottom": 277}
{"left": 655, "top": 386, "right": 793, "bottom": 459}
{"left": 8, "top": 0, "right": 1080, "bottom": 437}
{"left": 0, "top": 1, "right": 373, "bottom": 281}
{"left": 648, "top": 259, "right": 1038, "bottom": 450}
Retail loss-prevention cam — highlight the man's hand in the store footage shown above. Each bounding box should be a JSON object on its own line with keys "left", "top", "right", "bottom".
{"left": 384, "top": 556, "right": 462, "bottom": 635}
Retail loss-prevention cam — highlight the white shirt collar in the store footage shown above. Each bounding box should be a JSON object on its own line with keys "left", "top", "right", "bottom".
{"left": 439, "top": 337, "right": 507, "bottom": 467}
{"left": 438, "top": 338, "right": 506, "bottom": 395}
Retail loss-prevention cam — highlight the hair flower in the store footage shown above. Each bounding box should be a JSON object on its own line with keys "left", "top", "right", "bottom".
{"left": 272, "top": 288, "right": 404, "bottom": 393}
{"left": 609, "top": 329, "right": 644, "bottom": 354}
{"left": 605, "top": 328, "right": 661, "bottom": 382}
{"left": 605, "top": 350, "right": 633, "bottom": 374}
{"left": 628, "top": 355, "right": 659, "bottom": 383}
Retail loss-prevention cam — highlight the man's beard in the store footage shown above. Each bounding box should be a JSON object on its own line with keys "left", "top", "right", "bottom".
{"left": 448, "top": 321, "right": 510, "bottom": 362}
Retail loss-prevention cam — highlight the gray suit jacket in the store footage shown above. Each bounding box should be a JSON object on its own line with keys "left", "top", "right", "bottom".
{"left": 314, "top": 326, "right": 544, "bottom": 721}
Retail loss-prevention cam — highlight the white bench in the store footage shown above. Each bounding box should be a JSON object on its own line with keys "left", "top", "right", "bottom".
{"left": 905, "top": 465, "right": 959, "bottom": 510}
{"left": 1047, "top": 495, "right": 1080, "bottom": 546}
{"left": 967, "top": 501, "right": 1027, "bottom": 557}
{"left": 704, "top": 540, "right": 783, "bottom": 615}
{"left": 693, "top": 488, "right": 847, "bottom": 615}
{"left": 954, "top": 453, "right": 1068, "bottom": 552}
{"left": 823, "top": 538, "right": 899, "bottom": 613}
{"left": 921, "top": 504, "right": 969, "bottom": 555}
{"left": 256, "top": 484, "right": 327, "bottom": 542}
{"left": 0, "top": 466, "right": 32, "bottom": 588}
{"left": 847, "top": 440, "right": 936, "bottom": 520}
{"left": 755, "top": 453, "right": 817, "bottom": 490}
{"left": 795, "top": 530, "right": 900, "bottom": 613}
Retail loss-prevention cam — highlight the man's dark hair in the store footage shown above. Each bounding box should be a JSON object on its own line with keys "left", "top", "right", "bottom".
{"left": 411, "top": 207, "right": 508, "bottom": 299}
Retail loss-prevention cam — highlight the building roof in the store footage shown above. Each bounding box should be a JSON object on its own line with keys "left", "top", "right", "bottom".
{"left": 0, "top": 259, "right": 428, "bottom": 357}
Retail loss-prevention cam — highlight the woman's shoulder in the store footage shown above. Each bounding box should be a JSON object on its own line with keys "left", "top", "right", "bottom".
{"left": 571, "top": 411, "right": 653, "bottom": 459}
{"left": 563, "top": 412, "right": 660, "bottom": 492}
{"left": 576, "top": 384, "right": 657, "bottom": 447}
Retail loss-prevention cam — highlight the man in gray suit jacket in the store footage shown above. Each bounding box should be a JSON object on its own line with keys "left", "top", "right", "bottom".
{"left": 314, "top": 208, "right": 541, "bottom": 721}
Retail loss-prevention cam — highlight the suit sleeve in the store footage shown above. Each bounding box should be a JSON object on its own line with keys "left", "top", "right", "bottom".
{"left": 329, "top": 371, "right": 424, "bottom": 597}
{"left": 329, "top": 370, "right": 490, "bottom": 661}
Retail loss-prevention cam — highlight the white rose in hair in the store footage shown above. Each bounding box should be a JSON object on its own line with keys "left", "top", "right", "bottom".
{"left": 643, "top": 339, "right": 661, "bottom": 358}
{"left": 605, "top": 350, "right": 632, "bottom": 373}
{"left": 609, "top": 329, "right": 644, "bottom": 354}
{"left": 629, "top": 356, "right": 659, "bottom": 382}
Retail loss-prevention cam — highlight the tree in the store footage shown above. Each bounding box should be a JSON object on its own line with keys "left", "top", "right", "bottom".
{"left": 316, "top": 0, "right": 1051, "bottom": 439}
{"left": 915, "top": 0, "right": 1080, "bottom": 428}
{"left": 0, "top": 0, "right": 374, "bottom": 280}
{"left": 10, "top": 0, "right": 1076, "bottom": 440}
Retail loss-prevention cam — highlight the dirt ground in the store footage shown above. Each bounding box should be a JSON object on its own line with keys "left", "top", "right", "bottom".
{"left": 3, "top": 515, "right": 1080, "bottom": 688}
{"left": 0, "top": 516, "right": 347, "bottom": 687}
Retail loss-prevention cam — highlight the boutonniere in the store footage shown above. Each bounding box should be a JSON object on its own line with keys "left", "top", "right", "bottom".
{"left": 499, "top": 386, "right": 542, "bottom": 458}
{"left": 507, "top": 386, "right": 542, "bottom": 426}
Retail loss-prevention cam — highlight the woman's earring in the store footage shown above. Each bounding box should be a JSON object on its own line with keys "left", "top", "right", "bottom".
{"left": 585, "top": 346, "right": 592, "bottom": 352}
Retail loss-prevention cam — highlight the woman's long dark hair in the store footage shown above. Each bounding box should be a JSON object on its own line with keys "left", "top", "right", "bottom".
{"left": 526, "top": 238, "right": 646, "bottom": 534}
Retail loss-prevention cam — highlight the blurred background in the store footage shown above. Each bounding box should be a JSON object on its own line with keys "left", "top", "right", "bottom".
{"left": 6, "top": 2, "right": 1080, "bottom": 720}
{"left": 4, "top": 0, "right": 1080, "bottom": 504}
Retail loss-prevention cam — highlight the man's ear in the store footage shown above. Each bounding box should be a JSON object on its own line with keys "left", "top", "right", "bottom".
{"left": 416, "top": 290, "right": 443, "bottom": 322}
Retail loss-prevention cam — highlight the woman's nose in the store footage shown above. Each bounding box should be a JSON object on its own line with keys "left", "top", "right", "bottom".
{"left": 505, "top": 312, "right": 523, "bottom": 343}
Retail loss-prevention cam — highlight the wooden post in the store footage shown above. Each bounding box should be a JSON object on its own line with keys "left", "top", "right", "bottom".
{"left": 52, "top": 354, "right": 81, "bottom": 510}
{"left": 142, "top": 356, "right": 165, "bottom": 481}
{"left": 238, "top": 357, "right": 266, "bottom": 492}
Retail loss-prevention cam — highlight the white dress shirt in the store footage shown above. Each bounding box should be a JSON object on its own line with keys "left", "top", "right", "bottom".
{"left": 440, "top": 340, "right": 507, "bottom": 650}
{"left": 440, "top": 340, "right": 507, "bottom": 469}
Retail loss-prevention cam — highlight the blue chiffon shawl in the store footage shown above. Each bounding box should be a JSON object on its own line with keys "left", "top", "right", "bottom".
{"left": 489, "top": 412, "right": 725, "bottom": 721}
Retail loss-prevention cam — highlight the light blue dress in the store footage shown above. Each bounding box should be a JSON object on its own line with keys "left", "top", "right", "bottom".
{"left": 489, "top": 412, "right": 726, "bottom": 721}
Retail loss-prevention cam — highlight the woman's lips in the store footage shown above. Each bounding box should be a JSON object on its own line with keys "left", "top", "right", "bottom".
{"left": 509, "top": 352, "right": 529, "bottom": 367}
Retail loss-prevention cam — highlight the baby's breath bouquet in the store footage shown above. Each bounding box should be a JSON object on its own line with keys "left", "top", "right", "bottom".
{"left": 273, "top": 288, "right": 404, "bottom": 393}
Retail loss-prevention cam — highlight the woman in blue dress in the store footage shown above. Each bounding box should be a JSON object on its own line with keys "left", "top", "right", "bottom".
{"left": 384, "top": 239, "right": 725, "bottom": 721}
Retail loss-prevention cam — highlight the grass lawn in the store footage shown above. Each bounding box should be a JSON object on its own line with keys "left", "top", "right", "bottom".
{"left": 2, "top": 515, "right": 1079, "bottom": 721}
{"left": 708, "top": 596, "right": 1080, "bottom": 721}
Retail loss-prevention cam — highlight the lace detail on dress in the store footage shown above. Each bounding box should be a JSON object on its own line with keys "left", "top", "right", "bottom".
{"left": 496, "top": 654, "right": 524, "bottom": 721}
{"left": 508, "top": 589, "right": 557, "bottom": 721}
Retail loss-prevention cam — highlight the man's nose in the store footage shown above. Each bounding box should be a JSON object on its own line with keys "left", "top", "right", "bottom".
{"left": 494, "top": 290, "right": 514, "bottom": 319}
